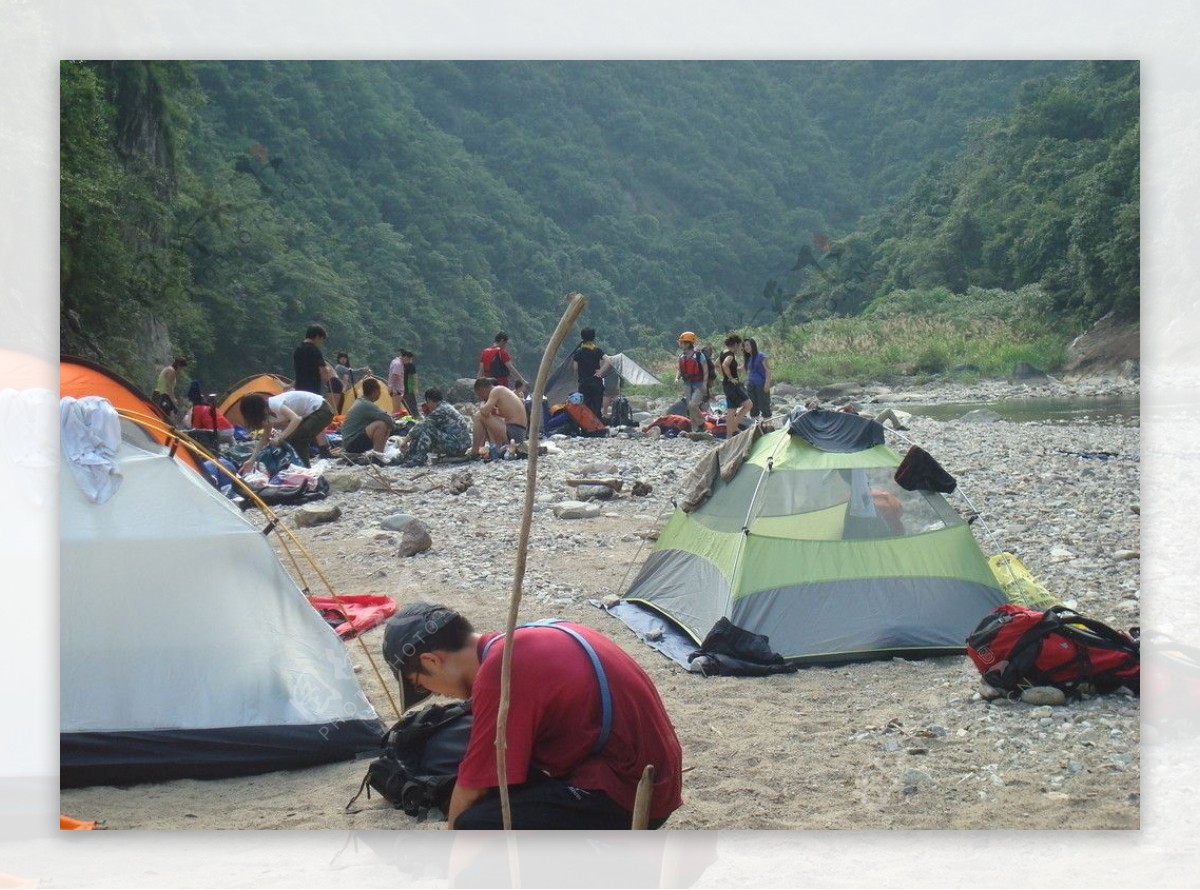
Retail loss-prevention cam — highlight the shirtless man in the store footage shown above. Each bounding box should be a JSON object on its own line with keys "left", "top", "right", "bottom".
{"left": 469, "top": 377, "right": 528, "bottom": 456}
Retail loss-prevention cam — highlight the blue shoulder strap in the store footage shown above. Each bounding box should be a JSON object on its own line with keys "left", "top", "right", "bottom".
{"left": 480, "top": 619, "right": 613, "bottom": 755}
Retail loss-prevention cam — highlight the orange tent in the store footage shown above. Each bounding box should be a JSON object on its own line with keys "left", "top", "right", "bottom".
{"left": 338, "top": 373, "right": 395, "bottom": 417}
{"left": 60, "top": 355, "right": 207, "bottom": 474}
{"left": 60, "top": 355, "right": 166, "bottom": 427}
{"left": 217, "top": 372, "right": 293, "bottom": 429}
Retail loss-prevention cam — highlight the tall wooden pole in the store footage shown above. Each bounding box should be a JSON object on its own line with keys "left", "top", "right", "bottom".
{"left": 495, "top": 292, "right": 587, "bottom": 830}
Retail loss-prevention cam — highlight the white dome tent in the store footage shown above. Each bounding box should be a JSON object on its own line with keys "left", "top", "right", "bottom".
{"left": 60, "top": 396, "right": 383, "bottom": 787}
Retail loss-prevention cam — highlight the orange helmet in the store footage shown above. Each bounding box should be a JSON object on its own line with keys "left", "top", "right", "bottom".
{"left": 678, "top": 331, "right": 697, "bottom": 344}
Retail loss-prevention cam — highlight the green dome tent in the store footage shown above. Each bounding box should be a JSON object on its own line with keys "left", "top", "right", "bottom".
{"left": 616, "top": 410, "right": 1006, "bottom": 669}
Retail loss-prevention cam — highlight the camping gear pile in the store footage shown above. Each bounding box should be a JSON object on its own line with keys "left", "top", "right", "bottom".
{"left": 541, "top": 349, "right": 662, "bottom": 436}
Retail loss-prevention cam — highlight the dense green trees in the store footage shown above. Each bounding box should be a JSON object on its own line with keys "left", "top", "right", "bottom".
{"left": 811, "top": 62, "right": 1139, "bottom": 326}
{"left": 60, "top": 60, "right": 1132, "bottom": 392}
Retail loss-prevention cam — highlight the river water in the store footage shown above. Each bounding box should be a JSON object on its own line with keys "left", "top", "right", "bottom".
{"left": 905, "top": 395, "right": 1140, "bottom": 425}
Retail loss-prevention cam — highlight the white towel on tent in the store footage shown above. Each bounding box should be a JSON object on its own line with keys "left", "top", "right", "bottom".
{"left": 846, "top": 467, "right": 877, "bottom": 518}
{"left": 61, "top": 396, "right": 123, "bottom": 503}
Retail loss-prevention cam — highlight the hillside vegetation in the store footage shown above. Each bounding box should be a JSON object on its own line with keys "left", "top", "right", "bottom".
{"left": 59, "top": 60, "right": 1136, "bottom": 392}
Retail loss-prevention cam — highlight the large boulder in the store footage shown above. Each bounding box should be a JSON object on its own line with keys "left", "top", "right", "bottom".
{"left": 444, "top": 378, "right": 479, "bottom": 403}
{"left": 1062, "top": 313, "right": 1140, "bottom": 382}
{"left": 1010, "top": 361, "right": 1050, "bottom": 381}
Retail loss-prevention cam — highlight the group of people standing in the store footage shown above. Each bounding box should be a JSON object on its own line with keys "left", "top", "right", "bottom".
{"left": 158, "top": 320, "right": 776, "bottom": 474}
{"left": 676, "top": 331, "right": 771, "bottom": 435}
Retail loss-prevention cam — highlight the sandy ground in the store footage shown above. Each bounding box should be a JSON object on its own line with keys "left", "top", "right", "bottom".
{"left": 60, "top": 381, "right": 1143, "bottom": 839}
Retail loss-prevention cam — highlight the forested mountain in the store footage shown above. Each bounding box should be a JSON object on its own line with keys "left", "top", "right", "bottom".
{"left": 59, "top": 59, "right": 1137, "bottom": 393}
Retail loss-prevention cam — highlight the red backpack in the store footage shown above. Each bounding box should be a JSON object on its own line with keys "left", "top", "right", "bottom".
{"left": 481, "top": 346, "right": 508, "bottom": 380}
{"left": 966, "top": 604, "right": 1139, "bottom": 698}
{"left": 678, "top": 350, "right": 706, "bottom": 383}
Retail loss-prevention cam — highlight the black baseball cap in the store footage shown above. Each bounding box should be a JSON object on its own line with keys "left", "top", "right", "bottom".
{"left": 382, "top": 603, "right": 463, "bottom": 710}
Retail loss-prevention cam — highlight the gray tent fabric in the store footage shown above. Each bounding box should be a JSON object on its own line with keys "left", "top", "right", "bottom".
{"left": 545, "top": 350, "right": 662, "bottom": 407}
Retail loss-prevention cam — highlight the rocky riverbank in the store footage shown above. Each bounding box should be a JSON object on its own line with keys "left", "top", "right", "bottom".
{"left": 60, "top": 375, "right": 1141, "bottom": 831}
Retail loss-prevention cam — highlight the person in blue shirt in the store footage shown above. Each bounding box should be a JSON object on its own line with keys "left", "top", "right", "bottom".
{"left": 743, "top": 337, "right": 772, "bottom": 422}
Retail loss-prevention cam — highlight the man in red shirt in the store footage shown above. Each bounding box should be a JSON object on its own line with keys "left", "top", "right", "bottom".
{"left": 383, "top": 603, "right": 683, "bottom": 829}
{"left": 476, "top": 332, "right": 525, "bottom": 391}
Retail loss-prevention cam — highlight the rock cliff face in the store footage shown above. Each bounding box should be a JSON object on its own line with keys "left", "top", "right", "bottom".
{"left": 1063, "top": 313, "right": 1139, "bottom": 382}
{"left": 60, "top": 307, "right": 176, "bottom": 392}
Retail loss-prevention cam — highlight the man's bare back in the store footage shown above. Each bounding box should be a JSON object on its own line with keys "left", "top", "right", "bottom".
{"left": 480, "top": 384, "right": 527, "bottom": 426}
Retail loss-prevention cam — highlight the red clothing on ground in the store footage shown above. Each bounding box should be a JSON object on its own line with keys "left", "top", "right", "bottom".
{"left": 457, "top": 624, "right": 683, "bottom": 821}
{"left": 188, "top": 404, "right": 233, "bottom": 430}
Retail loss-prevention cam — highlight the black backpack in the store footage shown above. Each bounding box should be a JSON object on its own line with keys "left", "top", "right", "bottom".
{"left": 609, "top": 395, "right": 634, "bottom": 428}
{"left": 350, "top": 621, "right": 613, "bottom": 821}
{"left": 242, "top": 474, "right": 330, "bottom": 509}
{"left": 347, "top": 700, "right": 474, "bottom": 820}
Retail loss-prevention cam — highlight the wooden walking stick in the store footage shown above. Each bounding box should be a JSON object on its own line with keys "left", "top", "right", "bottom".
{"left": 631, "top": 764, "right": 655, "bottom": 829}
{"left": 494, "top": 291, "right": 588, "bottom": 831}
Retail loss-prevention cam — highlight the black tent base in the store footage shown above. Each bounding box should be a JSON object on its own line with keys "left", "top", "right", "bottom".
{"left": 60, "top": 718, "right": 384, "bottom": 788}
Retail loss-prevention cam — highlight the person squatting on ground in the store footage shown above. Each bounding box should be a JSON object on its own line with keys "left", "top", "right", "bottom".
{"left": 676, "top": 331, "right": 708, "bottom": 432}
{"left": 382, "top": 603, "right": 684, "bottom": 830}
{"left": 398, "top": 387, "right": 472, "bottom": 467}
{"left": 571, "top": 327, "right": 611, "bottom": 422}
{"left": 152, "top": 357, "right": 188, "bottom": 422}
{"left": 338, "top": 377, "right": 396, "bottom": 455}
{"left": 476, "top": 332, "right": 526, "bottom": 392}
{"left": 742, "top": 336, "right": 772, "bottom": 422}
{"left": 238, "top": 389, "right": 334, "bottom": 471}
{"left": 719, "top": 334, "right": 753, "bottom": 436}
{"left": 469, "top": 377, "right": 528, "bottom": 456}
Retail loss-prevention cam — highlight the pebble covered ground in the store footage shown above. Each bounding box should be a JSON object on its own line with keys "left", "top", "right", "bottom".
{"left": 60, "top": 374, "right": 1149, "bottom": 832}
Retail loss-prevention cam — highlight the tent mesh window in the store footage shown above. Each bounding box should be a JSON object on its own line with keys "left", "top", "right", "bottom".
{"left": 694, "top": 464, "right": 962, "bottom": 541}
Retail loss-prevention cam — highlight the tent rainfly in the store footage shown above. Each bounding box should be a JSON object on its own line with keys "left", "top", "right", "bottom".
{"left": 615, "top": 409, "right": 1006, "bottom": 668}
{"left": 60, "top": 397, "right": 383, "bottom": 786}
{"left": 544, "top": 350, "right": 662, "bottom": 407}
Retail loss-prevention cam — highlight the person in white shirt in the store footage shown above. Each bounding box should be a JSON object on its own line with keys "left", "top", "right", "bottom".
{"left": 237, "top": 389, "right": 334, "bottom": 471}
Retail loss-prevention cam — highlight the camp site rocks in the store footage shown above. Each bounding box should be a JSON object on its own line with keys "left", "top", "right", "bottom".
{"left": 59, "top": 375, "right": 1141, "bottom": 831}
